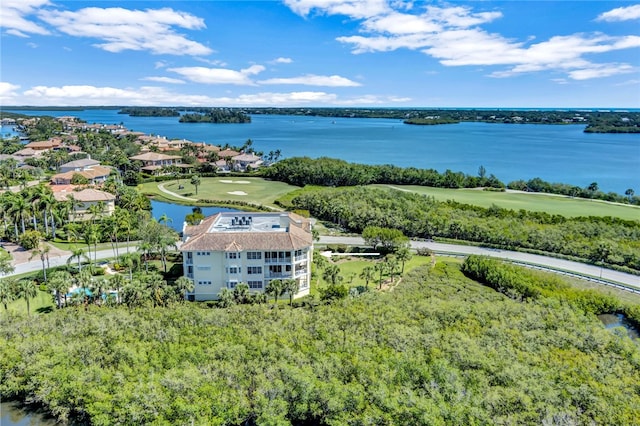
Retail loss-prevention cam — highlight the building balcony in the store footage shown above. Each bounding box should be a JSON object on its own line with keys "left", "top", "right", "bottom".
{"left": 295, "top": 269, "right": 308, "bottom": 277}
{"left": 294, "top": 255, "right": 307, "bottom": 263}
{"left": 264, "top": 258, "right": 292, "bottom": 264}
{"left": 186, "top": 272, "right": 194, "bottom": 279}
{"left": 265, "top": 273, "right": 292, "bottom": 279}
{"left": 185, "top": 258, "right": 193, "bottom": 265}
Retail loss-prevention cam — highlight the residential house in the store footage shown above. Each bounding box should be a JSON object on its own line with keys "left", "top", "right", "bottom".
{"left": 53, "top": 188, "right": 116, "bottom": 221}
{"left": 180, "top": 212, "right": 313, "bottom": 301}
{"left": 50, "top": 165, "right": 112, "bottom": 185}
{"left": 129, "top": 152, "right": 183, "bottom": 174}
{"left": 232, "top": 153, "right": 263, "bottom": 171}
{"left": 59, "top": 157, "right": 100, "bottom": 173}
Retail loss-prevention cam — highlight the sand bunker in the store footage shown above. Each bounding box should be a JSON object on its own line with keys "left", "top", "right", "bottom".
{"left": 219, "top": 180, "right": 233, "bottom": 183}
{"left": 234, "top": 180, "right": 251, "bottom": 184}
{"left": 227, "top": 191, "right": 248, "bottom": 196}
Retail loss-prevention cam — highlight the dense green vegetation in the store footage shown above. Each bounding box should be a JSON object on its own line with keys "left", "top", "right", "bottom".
{"left": 264, "top": 157, "right": 505, "bottom": 189}
{"left": 1, "top": 261, "right": 639, "bottom": 425}
{"left": 179, "top": 109, "right": 251, "bottom": 123}
{"left": 243, "top": 107, "right": 639, "bottom": 133}
{"left": 403, "top": 117, "right": 459, "bottom": 125}
{"left": 462, "top": 256, "right": 640, "bottom": 327}
{"left": 118, "top": 107, "right": 179, "bottom": 117}
{"left": 264, "top": 157, "right": 639, "bottom": 205}
{"left": 290, "top": 186, "right": 640, "bottom": 271}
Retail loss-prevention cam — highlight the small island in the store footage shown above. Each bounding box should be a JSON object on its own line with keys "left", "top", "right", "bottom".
{"left": 179, "top": 108, "right": 251, "bottom": 124}
{"left": 118, "top": 107, "right": 180, "bottom": 117}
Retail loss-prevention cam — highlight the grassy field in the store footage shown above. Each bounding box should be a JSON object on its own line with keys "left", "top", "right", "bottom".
{"left": 370, "top": 184, "right": 640, "bottom": 220}
{"left": 138, "top": 177, "right": 300, "bottom": 209}
{"left": 2, "top": 289, "right": 55, "bottom": 317}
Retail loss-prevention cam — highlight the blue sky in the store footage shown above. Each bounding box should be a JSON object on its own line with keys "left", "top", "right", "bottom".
{"left": 1, "top": 0, "right": 639, "bottom": 107}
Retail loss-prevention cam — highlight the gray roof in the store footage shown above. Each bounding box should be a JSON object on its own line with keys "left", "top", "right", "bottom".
{"left": 60, "top": 158, "right": 100, "bottom": 169}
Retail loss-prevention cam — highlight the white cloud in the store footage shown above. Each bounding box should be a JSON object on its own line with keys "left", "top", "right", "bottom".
{"left": 0, "top": 0, "right": 51, "bottom": 37}
{"left": 568, "top": 63, "right": 635, "bottom": 80}
{"left": 10, "top": 83, "right": 410, "bottom": 107}
{"left": 155, "top": 61, "right": 168, "bottom": 69}
{"left": 168, "top": 65, "right": 265, "bottom": 85}
{"left": 287, "top": 2, "right": 640, "bottom": 81}
{"left": 0, "top": 82, "right": 21, "bottom": 103}
{"left": 141, "top": 77, "right": 185, "bottom": 84}
{"left": 272, "top": 57, "right": 293, "bottom": 64}
{"left": 38, "top": 7, "right": 212, "bottom": 55}
{"left": 596, "top": 4, "right": 640, "bottom": 22}
{"left": 259, "top": 74, "right": 361, "bottom": 86}
{"left": 284, "top": 0, "right": 390, "bottom": 19}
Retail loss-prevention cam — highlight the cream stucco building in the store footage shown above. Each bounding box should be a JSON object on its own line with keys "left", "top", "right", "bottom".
{"left": 180, "top": 212, "right": 313, "bottom": 301}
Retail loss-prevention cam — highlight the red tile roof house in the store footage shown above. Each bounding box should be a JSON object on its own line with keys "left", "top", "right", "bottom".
{"left": 129, "top": 152, "right": 184, "bottom": 174}
{"left": 25, "top": 139, "right": 62, "bottom": 150}
{"left": 53, "top": 188, "right": 116, "bottom": 222}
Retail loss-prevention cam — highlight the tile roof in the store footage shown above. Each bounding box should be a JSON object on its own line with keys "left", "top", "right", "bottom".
{"left": 181, "top": 213, "right": 313, "bottom": 252}
{"left": 53, "top": 188, "right": 115, "bottom": 202}
{"left": 60, "top": 158, "right": 100, "bottom": 169}
{"left": 129, "top": 152, "right": 182, "bottom": 161}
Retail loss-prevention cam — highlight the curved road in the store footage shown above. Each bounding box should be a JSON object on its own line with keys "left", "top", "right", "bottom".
{"left": 319, "top": 236, "right": 640, "bottom": 291}
{"left": 4, "top": 237, "right": 639, "bottom": 292}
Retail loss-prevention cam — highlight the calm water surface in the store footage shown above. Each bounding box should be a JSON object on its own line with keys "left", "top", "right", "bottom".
{"left": 151, "top": 200, "right": 239, "bottom": 231}
{"left": 1, "top": 401, "right": 59, "bottom": 426}
{"left": 598, "top": 313, "right": 639, "bottom": 340}
{"left": 6, "top": 109, "right": 639, "bottom": 194}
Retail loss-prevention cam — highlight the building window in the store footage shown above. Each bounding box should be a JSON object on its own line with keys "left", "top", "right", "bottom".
{"left": 198, "top": 281, "right": 212, "bottom": 285}
{"left": 227, "top": 267, "right": 240, "bottom": 274}
{"left": 247, "top": 252, "right": 262, "bottom": 260}
{"left": 248, "top": 281, "right": 262, "bottom": 289}
{"left": 247, "top": 266, "right": 262, "bottom": 274}
{"left": 196, "top": 251, "right": 211, "bottom": 256}
{"left": 226, "top": 252, "right": 238, "bottom": 259}
{"left": 227, "top": 281, "right": 238, "bottom": 289}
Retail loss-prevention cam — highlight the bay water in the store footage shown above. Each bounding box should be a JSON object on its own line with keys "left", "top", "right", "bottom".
{"left": 5, "top": 109, "right": 639, "bottom": 194}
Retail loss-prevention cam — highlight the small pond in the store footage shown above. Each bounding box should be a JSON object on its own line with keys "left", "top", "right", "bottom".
{"left": 150, "top": 200, "right": 241, "bottom": 231}
{"left": 598, "top": 313, "right": 639, "bottom": 340}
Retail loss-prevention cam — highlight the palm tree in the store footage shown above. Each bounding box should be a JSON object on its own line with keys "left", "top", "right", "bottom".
{"left": 395, "top": 247, "right": 412, "bottom": 274}
{"left": 38, "top": 188, "right": 57, "bottom": 238}
{"left": 29, "top": 242, "right": 51, "bottom": 282}
{"left": 233, "top": 282, "right": 250, "bottom": 304}
{"left": 157, "top": 213, "right": 172, "bottom": 226}
{"left": 110, "top": 273, "right": 126, "bottom": 304}
{"left": 8, "top": 194, "right": 30, "bottom": 235}
{"left": 137, "top": 241, "right": 152, "bottom": 273}
{"left": 17, "top": 280, "right": 38, "bottom": 316}
{"left": 174, "top": 276, "right": 194, "bottom": 301}
{"left": 67, "top": 246, "right": 87, "bottom": 272}
{"left": 282, "top": 278, "right": 299, "bottom": 306}
{"left": 218, "top": 287, "right": 235, "bottom": 307}
{"left": 359, "top": 265, "right": 375, "bottom": 289}
{"left": 385, "top": 254, "right": 399, "bottom": 283}
{"left": 0, "top": 278, "right": 16, "bottom": 310}
{"left": 265, "top": 279, "right": 284, "bottom": 305}
{"left": 48, "top": 270, "right": 72, "bottom": 308}
{"left": 190, "top": 174, "right": 201, "bottom": 195}
{"left": 322, "top": 264, "right": 342, "bottom": 286}
{"left": 374, "top": 262, "right": 387, "bottom": 290}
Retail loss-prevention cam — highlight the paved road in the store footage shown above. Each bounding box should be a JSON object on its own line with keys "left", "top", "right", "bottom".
{"left": 319, "top": 236, "right": 640, "bottom": 291}
{"left": 4, "top": 237, "right": 639, "bottom": 292}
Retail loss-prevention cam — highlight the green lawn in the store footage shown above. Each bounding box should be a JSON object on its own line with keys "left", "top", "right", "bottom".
{"left": 138, "top": 177, "right": 300, "bottom": 209}
{"left": 2, "top": 289, "right": 55, "bottom": 317}
{"left": 370, "top": 184, "right": 640, "bottom": 220}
